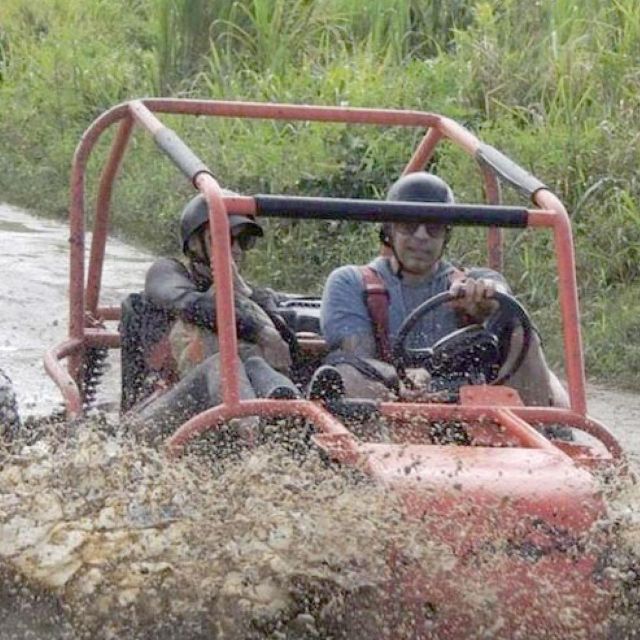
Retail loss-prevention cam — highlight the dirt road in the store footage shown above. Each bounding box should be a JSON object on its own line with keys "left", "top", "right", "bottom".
{"left": 0, "top": 202, "right": 638, "bottom": 639}
{"left": 588, "top": 384, "right": 640, "bottom": 465}
{"left": 0, "top": 203, "right": 156, "bottom": 417}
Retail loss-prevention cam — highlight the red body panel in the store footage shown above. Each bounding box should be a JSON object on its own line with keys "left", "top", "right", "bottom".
{"left": 356, "top": 444, "right": 610, "bottom": 637}
{"left": 386, "top": 554, "right": 609, "bottom": 638}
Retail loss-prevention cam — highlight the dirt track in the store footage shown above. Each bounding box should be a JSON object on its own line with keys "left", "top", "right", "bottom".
{"left": 588, "top": 384, "right": 640, "bottom": 465}
{"left": 0, "top": 202, "right": 639, "bottom": 639}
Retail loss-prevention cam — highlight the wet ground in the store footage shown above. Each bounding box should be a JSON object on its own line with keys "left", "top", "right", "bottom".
{"left": 0, "top": 202, "right": 638, "bottom": 639}
{"left": 0, "top": 203, "right": 156, "bottom": 418}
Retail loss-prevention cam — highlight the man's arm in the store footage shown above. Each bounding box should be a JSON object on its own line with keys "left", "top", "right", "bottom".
{"left": 320, "top": 266, "right": 400, "bottom": 398}
{"left": 147, "top": 258, "right": 291, "bottom": 372}
{"left": 145, "top": 258, "right": 275, "bottom": 345}
{"left": 321, "top": 266, "right": 377, "bottom": 354}
{"left": 448, "top": 274, "right": 568, "bottom": 407}
{"left": 499, "top": 329, "right": 569, "bottom": 407}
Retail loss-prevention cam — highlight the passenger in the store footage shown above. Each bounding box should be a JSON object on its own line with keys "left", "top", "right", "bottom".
{"left": 128, "top": 193, "right": 299, "bottom": 442}
{"left": 317, "top": 172, "right": 569, "bottom": 407}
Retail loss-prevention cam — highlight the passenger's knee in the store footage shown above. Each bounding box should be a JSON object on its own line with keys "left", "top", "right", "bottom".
{"left": 335, "top": 363, "right": 395, "bottom": 400}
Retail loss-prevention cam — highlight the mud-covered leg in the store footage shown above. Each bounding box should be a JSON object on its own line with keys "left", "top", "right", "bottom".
{"left": 244, "top": 355, "right": 301, "bottom": 399}
{"left": 123, "top": 354, "right": 256, "bottom": 444}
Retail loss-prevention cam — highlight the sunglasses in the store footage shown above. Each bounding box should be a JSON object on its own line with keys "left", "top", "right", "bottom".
{"left": 231, "top": 232, "right": 258, "bottom": 251}
{"left": 395, "top": 221, "right": 447, "bottom": 238}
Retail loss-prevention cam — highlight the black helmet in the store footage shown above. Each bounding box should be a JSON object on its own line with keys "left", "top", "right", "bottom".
{"left": 180, "top": 193, "right": 263, "bottom": 254}
{"left": 381, "top": 172, "right": 454, "bottom": 245}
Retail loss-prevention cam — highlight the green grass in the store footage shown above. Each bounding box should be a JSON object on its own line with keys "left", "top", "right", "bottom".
{"left": 0, "top": 0, "right": 639, "bottom": 387}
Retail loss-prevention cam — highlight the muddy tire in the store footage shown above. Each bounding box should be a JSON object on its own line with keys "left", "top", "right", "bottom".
{"left": 0, "top": 369, "right": 21, "bottom": 439}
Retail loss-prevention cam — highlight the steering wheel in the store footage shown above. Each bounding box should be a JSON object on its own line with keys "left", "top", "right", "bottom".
{"left": 392, "top": 290, "right": 534, "bottom": 390}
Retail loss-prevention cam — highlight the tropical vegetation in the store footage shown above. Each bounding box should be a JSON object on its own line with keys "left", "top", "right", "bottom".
{"left": 0, "top": 0, "right": 639, "bottom": 383}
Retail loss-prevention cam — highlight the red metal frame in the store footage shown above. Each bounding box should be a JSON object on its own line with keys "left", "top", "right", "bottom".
{"left": 44, "top": 98, "right": 614, "bottom": 441}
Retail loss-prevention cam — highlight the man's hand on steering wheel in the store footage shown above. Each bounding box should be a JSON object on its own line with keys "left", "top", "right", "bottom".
{"left": 448, "top": 277, "right": 508, "bottom": 323}
{"left": 393, "top": 286, "right": 534, "bottom": 390}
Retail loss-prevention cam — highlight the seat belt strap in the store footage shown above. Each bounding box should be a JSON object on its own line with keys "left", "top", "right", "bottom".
{"left": 359, "top": 266, "right": 393, "bottom": 363}
{"left": 360, "top": 263, "right": 472, "bottom": 362}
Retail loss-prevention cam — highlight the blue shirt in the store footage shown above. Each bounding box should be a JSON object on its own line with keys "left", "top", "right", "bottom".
{"left": 321, "top": 256, "right": 507, "bottom": 352}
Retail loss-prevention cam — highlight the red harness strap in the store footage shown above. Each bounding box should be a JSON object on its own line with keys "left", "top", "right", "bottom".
{"left": 359, "top": 266, "right": 393, "bottom": 362}
{"left": 359, "top": 264, "right": 470, "bottom": 363}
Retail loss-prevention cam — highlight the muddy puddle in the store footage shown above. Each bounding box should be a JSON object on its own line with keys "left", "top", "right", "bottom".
{"left": 0, "top": 204, "right": 155, "bottom": 418}
{"left": 0, "top": 203, "right": 639, "bottom": 638}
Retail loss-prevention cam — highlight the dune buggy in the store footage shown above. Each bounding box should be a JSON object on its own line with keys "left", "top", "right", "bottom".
{"left": 45, "top": 98, "right": 625, "bottom": 638}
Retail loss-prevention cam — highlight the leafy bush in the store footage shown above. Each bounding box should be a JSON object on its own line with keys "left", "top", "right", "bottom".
{"left": 0, "top": 0, "right": 639, "bottom": 385}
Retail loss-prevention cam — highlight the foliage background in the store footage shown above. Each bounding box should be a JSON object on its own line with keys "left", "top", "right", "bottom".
{"left": 0, "top": 0, "right": 639, "bottom": 384}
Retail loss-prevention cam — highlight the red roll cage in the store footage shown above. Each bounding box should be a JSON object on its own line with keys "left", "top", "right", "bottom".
{"left": 43, "top": 98, "right": 621, "bottom": 462}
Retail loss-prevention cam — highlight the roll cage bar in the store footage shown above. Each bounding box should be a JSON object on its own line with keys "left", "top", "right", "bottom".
{"left": 44, "top": 98, "right": 620, "bottom": 460}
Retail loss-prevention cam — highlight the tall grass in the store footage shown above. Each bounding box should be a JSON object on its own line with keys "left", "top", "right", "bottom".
{"left": 154, "top": 0, "right": 219, "bottom": 93}
{"left": 0, "top": 0, "right": 639, "bottom": 384}
{"left": 152, "top": 0, "right": 475, "bottom": 85}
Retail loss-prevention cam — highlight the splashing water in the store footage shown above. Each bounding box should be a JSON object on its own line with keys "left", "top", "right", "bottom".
{"left": 0, "top": 419, "right": 638, "bottom": 639}
{"left": 0, "top": 422, "right": 452, "bottom": 639}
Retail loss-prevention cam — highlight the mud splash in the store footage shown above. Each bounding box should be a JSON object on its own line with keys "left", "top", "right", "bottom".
{"left": 0, "top": 423, "right": 452, "bottom": 639}
{"left": 604, "top": 478, "right": 640, "bottom": 638}
{"left": 0, "top": 421, "right": 639, "bottom": 639}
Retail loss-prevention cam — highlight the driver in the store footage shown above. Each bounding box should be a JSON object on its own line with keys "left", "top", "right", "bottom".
{"left": 319, "top": 172, "right": 569, "bottom": 407}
